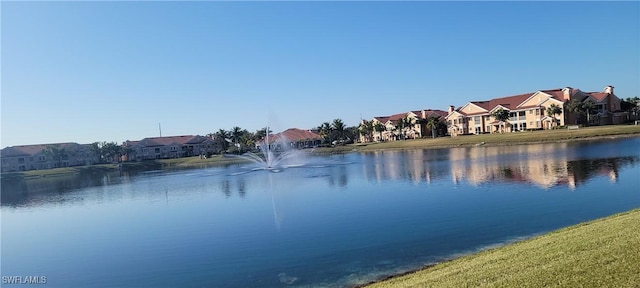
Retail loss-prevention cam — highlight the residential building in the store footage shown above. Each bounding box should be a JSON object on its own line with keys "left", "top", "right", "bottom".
{"left": 256, "top": 128, "right": 322, "bottom": 149}
{"left": 447, "top": 85, "right": 625, "bottom": 136}
{"left": 123, "top": 135, "right": 216, "bottom": 161}
{"left": 1, "top": 143, "right": 99, "bottom": 172}
{"left": 364, "top": 109, "right": 448, "bottom": 142}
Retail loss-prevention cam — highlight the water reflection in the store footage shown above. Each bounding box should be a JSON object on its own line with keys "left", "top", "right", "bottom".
{"left": 361, "top": 140, "right": 639, "bottom": 190}
{"left": 2, "top": 139, "right": 639, "bottom": 207}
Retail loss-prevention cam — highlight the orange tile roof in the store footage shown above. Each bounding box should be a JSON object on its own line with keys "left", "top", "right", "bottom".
{"left": 540, "top": 89, "right": 565, "bottom": 100}
{"left": 259, "top": 128, "right": 322, "bottom": 144}
{"left": 587, "top": 92, "right": 609, "bottom": 102}
{"left": 278, "top": 128, "right": 322, "bottom": 141}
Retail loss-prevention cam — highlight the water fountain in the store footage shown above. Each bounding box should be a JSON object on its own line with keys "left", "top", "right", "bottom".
{"left": 231, "top": 127, "right": 307, "bottom": 172}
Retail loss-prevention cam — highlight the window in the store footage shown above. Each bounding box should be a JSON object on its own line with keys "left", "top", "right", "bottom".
{"left": 529, "top": 110, "right": 533, "bottom": 115}
{"left": 535, "top": 109, "right": 539, "bottom": 115}
{"left": 18, "top": 158, "right": 25, "bottom": 163}
{"left": 530, "top": 121, "right": 533, "bottom": 127}
{"left": 519, "top": 111, "right": 525, "bottom": 117}
{"left": 155, "top": 148, "right": 160, "bottom": 153}
{"left": 474, "top": 116, "right": 481, "bottom": 122}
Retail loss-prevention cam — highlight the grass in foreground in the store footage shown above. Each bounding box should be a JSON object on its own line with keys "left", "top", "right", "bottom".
{"left": 365, "top": 209, "right": 640, "bottom": 288}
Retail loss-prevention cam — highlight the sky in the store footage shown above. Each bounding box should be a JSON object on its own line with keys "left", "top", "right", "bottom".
{"left": 1, "top": 1, "right": 639, "bottom": 148}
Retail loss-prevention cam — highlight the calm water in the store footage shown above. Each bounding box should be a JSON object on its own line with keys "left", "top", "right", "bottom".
{"left": 2, "top": 138, "right": 640, "bottom": 287}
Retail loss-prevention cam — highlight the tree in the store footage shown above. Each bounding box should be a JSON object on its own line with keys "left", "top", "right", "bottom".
{"left": 395, "top": 116, "right": 412, "bottom": 140}
{"left": 373, "top": 122, "right": 386, "bottom": 141}
{"left": 565, "top": 99, "right": 584, "bottom": 125}
{"left": 318, "top": 122, "right": 332, "bottom": 144}
{"left": 582, "top": 101, "right": 596, "bottom": 125}
{"left": 426, "top": 116, "right": 441, "bottom": 139}
{"left": 566, "top": 99, "right": 596, "bottom": 125}
{"left": 255, "top": 127, "right": 272, "bottom": 141}
{"left": 331, "top": 118, "right": 346, "bottom": 144}
{"left": 491, "top": 108, "right": 510, "bottom": 133}
{"left": 214, "top": 129, "right": 230, "bottom": 153}
{"left": 89, "top": 141, "right": 121, "bottom": 163}
{"left": 44, "top": 144, "right": 68, "bottom": 168}
{"left": 230, "top": 126, "right": 244, "bottom": 147}
{"left": 621, "top": 97, "right": 640, "bottom": 121}
{"left": 546, "top": 104, "right": 563, "bottom": 128}
{"left": 358, "top": 120, "right": 374, "bottom": 143}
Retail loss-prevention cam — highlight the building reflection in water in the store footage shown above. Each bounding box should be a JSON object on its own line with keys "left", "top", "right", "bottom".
{"left": 362, "top": 142, "right": 637, "bottom": 190}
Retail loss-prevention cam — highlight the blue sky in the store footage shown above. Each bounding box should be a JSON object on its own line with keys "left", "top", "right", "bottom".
{"left": 2, "top": 1, "right": 639, "bottom": 147}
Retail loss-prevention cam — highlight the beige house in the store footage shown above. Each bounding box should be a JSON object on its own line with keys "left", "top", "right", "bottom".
{"left": 447, "top": 85, "right": 625, "bottom": 136}
{"left": 123, "top": 135, "right": 216, "bottom": 161}
{"left": 363, "top": 109, "right": 448, "bottom": 143}
{"left": 1, "top": 143, "right": 98, "bottom": 172}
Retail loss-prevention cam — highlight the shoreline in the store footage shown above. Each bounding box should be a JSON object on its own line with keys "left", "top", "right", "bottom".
{"left": 361, "top": 208, "right": 640, "bottom": 287}
{"left": 3, "top": 125, "right": 640, "bottom": 179}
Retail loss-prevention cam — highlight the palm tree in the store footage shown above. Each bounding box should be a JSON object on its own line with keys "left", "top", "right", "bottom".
{"left": 332, "top": 118, "right": 346, "bottom": 143}
{"left": 565, "top": 99, "right": 584, "bottom": 125}
{"left": 491, "top": 108, "right": 510, "bottom": 133}
{"left": 583, "top": 101, "right": 596, "bottom": 125}
{"left": 565, "top": 99, "right": 596, "bottom": 125}
{"left": 318, "top": 122, "right": 332, "bottom": 144}
{"left": 44, "top": 144, "right": 68, "bottom": 168}
{"left": 358, "top": 120, "right": 374, "bottom": 143}
{"left": 215, "top": 129, "right": 230, "bottom": 153}
{"left": 373, "top": 122, "right": 386, "bottom": 142}
{"left": 255, "top": 127, "right": 271, "bottom": 141}
{"left": 231, "top": 127, "right": 243, "bottom": 146}
{"left": 426, "top": 116, "right": 440, "bottom": 139}
{"left": 546, "top": 104, "right": 563, "bottom": 129}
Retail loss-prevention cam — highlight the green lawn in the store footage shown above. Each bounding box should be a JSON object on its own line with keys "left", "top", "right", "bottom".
{"left": 365, "top": 209, "right": 640, "bottom": 288}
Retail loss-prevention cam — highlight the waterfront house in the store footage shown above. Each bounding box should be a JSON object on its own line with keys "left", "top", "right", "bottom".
{"left": 446, "top": 85, "right": 625, "bottom": 136}
{"left": 1, "top": 143, "right": 99, "bottom": 172}
{"left": 256, "top": 128, "right": 323, "bottom": 149}
{"left": 123, "top": 135, "right": 216, "bottom": 161}
{"left": 364, "top": 109, "right": 448, "bottom": 142}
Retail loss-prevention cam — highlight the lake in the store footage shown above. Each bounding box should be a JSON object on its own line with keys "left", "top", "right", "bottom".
{"left": 2, "top": 137, "right": 639, "bottom": 287}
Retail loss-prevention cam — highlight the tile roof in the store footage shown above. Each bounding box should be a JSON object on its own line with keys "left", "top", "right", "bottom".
{"left": 463, "top": 93, "right": 533, "bottom": 115}
{"left": 260, "top": 128, "right": 322, "bottom": 144}
{"left": 1, "top": 143, "right": 82, "bottom": 157}
{"left": 540, "top": 89, "right": 565, "bottom": 100}
{"left": 133, "top": 135, "right": 210, "bottom": 147}
{"left": 586, "top": 92, "right": 609, "bottom": 102}
{"left": 277, "top": 128, "right": 322, "bottom": 141}
{"left": 487, "top": 92, "right": 535, "bottom": 111}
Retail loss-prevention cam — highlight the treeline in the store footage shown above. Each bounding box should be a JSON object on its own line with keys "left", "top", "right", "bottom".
{"left": 208, "top": 118, "right": 359, "bottom": 154}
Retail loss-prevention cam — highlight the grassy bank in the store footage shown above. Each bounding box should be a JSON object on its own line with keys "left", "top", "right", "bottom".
{"left": 353, "top": 124, "right": 640, "bottom": 152}
{"left": 365, "top": 209, "right": 640, "bottom": 288}
{"left": 1, "top": 155, "right": 247, "bottom": 180}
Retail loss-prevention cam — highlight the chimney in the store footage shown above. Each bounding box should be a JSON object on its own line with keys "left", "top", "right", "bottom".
{"left": 604, "top": 85, "right": 614, "bottom": 95}
{"left": 562, "top": 87, "right": 572, "bottom": 100}
{"left": 421, "top": 110, "right": 427, "bottom": 119}
{"left": 448, "top": 105, "right": 455, "bottom": 114}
